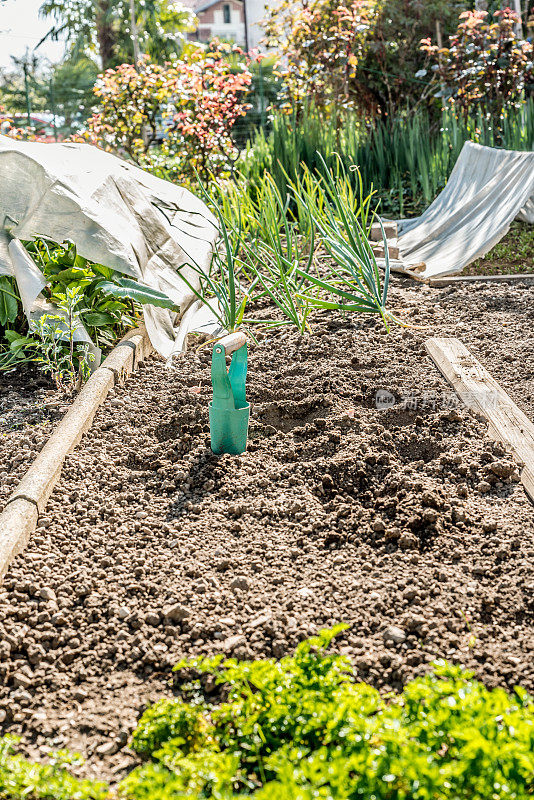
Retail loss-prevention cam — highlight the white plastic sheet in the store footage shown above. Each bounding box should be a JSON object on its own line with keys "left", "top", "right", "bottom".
{"left": 0, "top": 135, "right": 219, "bottom": 358}
{"left": 396, "top": 141, "right": 534, "bottom": 279}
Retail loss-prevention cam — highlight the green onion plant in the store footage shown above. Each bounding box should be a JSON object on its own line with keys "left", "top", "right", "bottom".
{"left": 292, "top": 157, "right": 395, "bottom": 329}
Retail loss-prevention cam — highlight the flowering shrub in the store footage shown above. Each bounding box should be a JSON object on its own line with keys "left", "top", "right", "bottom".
{"left": 170, "top": 43, "right": 253, "bottom": 177}
{"left": 82, "top": 60, "right": 170, "bottom": 160}
{"left": 355, "top": 0, "right": 463, "bottom": 118}
{"left": 81, "top": 44, "right": 253, "bottom": 180}
{"left": 262, "top": 0, "right": 375, "bottom": 112}
{"left": 422, "top": 8, "right": 534, "bottom": 118}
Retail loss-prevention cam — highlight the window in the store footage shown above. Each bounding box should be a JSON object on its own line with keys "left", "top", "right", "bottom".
{"left": 223, "top": 3, "right": 231, "bottom": 23}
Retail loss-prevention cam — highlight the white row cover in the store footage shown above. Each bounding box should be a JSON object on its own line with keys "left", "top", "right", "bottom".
{"left": 396, "top": 141, "right": 534, "bottom": 280}
{"left": 0, "top": 135, "right": 219, "bottom": 360}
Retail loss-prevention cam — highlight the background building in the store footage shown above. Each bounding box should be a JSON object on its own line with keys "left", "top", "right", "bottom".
{"left": 189, "top": 0, "right": 246, "bottom": 46}
{"left": 185, "top": 0, "right": 272, "bottom": 51}
{"left": 243, "top": 0, "right": 268, "bottom": 51}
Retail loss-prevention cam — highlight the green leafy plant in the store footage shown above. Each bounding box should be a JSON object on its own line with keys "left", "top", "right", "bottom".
{"left": 0, "top": 276, "right": 20, "bottom": 328}
{"left": 0, "top": 286, "right": 95, "bottom": 387}
{"left": 0, "top": 736, "right": 107, "bottom": 800}
{"left": 26, "top": 239, "right": 177, "bottom": 349}
{"left": 130, "top": 699, "right": 209, "bottom": 759}
{"left": 178, "top": 183, "right": 252, "bottom": 338}
{"left": 119, "top": 626, "right": 534, "bottom": 799}
{"left": 1, "top": 630, "right": 534, "bottom": 799}
{"left": 237, "top": 101, "right": 534, "bottom": 218}
{"left": 237, "top": 174, "right": 316, "bottom": 334}
{"left": 292, "top": 158, "right": 394, "bottom": 328}
{"left": 0, "top": 238, "right": 178, "bottom": 386}
{"left": 0, "top": 331, "right": 37, "bottom": 373}
{"left": 32, "top": 286, "right": 95, "bottom": 392}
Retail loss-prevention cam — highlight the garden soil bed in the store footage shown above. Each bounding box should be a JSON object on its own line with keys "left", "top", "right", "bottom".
{"left": 1, "top": 278, "right": 533, "bottom": 782}
{"left": 0, "top": 370, "right": 62, "bottom": 509}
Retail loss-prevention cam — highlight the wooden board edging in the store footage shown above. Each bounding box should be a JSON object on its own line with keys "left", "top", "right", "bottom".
{"left": 429, "top": 273, "right": 534, "bottom": 288}
{"left": 0, "top": 326, "right": 153, "bottom": 579}
{"left": 425, "top": 337, "right": 534, "bottom": 503}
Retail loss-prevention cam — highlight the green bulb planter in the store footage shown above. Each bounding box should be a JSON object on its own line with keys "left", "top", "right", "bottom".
{"left": 209, "top": 335, "right": 249, "bottom": 455}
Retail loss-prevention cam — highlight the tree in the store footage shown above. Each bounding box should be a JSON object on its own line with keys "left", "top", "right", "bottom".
{"left": 0, "top": 52, "right": 99, "bottom": 136}
{"left": 135, "top": 0, "right": 197, "bottom": 62}
{"left": 422, "top": 7, "right": 534, "bottom": 119}
{"left": 50, "top": 56, "right": 100, "bottom": 129}
{"left": 39, "top": 0, "right": 197, "bottom": 70}
{"left": 39, "top": 0, "right": 118, "bottom": 70}
{"left": 0, "top": 53, "right": 48, "bottom": 119}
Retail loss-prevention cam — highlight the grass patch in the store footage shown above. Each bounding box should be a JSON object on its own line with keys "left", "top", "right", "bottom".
{"left": 464, "top": 221, "right": 534, "bottom": 276}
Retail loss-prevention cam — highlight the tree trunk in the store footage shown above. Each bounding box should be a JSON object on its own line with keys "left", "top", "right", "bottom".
{"left": 95, "top": 0, "right": 116, "bottom": 69}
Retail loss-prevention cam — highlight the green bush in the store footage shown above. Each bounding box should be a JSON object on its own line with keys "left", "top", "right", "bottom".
{"left": 2, "top": 629, "right": 533, "bottom": 799}
{"left": 0, "top": 238, "right": 177, "bottom": 387}
{"left": 0, "top": 737, "right": 107, "bottom": 800}
{"left": 130, "top": 699, "right": 209, "bottom": 759}
{"left": 122, "top": 626, "right": 534, "bottom": 799}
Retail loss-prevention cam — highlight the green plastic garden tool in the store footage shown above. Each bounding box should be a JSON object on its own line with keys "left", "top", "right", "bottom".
{"left": 209, "top": 332, "right": 249, "bottom": 455}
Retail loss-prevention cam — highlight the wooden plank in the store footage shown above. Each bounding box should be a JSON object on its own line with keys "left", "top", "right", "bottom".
{"left": 372, "top": 244, "right": 400, "bottom": 260}
{"left": 370, "top": 221, "right": 397, "bottom": 241}
{"left": 425, "top": 337, "right": 534, "bottom": 503}
{"left": 429, "top": 273, "right": 534, "bottom": 287}
{"left": 522, "top": 465, "right": 534, "bottom": 502}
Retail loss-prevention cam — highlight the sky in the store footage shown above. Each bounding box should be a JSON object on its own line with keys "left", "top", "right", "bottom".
{"left": 0, "top": 0, "right": 67, "bottom": 69}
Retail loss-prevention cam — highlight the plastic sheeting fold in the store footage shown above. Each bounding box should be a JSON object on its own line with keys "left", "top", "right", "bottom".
{"left": 0, "top": 135, "right": 219, "bottom": 359}
{"left": 396, "top": 141, "right": 534, "bottom": 280}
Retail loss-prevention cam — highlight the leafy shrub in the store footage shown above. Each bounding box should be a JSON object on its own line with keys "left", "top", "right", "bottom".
{"left": 422, "top": 8, "right": 534, "bottom": 119}
{"left": 81, "top": 43, "right": 253, "bottom": 181}
{"left": 1, "top": 630, "right": 533, "bottom": 798}
{"left": 262, "top": 0, "right": 374, "bottom": 112}
{"left": 262, "top": 0, "right": 462, "bottom": 117}
{"left": 119, "top": 626, "right": 534, "bottom": 799}
{"left": 120, "top": 750, "right": 244, "bottom": 799}
{"left": 130, "top": 699, "right": 208, "bottom": 759}
{"left": 0, "top": 737, "right": 107, "bottom": 800}
{"left": 0, "top": 238, "right": 176, "bottom": 386}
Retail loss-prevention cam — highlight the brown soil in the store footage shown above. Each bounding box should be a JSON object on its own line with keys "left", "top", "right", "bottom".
{"left": 0, "top": 369, "right": 61, "bottom": 509}
{"left": 0, "top": 279, "right": 533, "bottom": 782}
